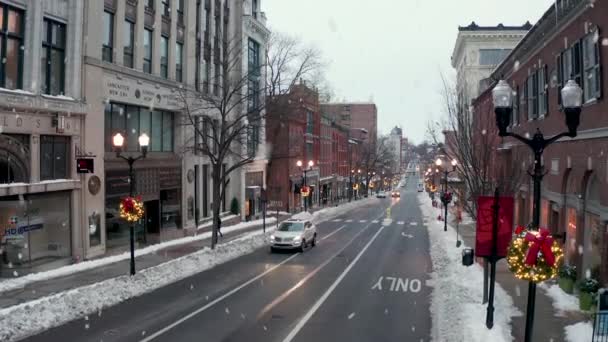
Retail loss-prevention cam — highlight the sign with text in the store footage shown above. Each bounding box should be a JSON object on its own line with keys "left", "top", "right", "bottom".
{"left": 475, "top": 196, "right": 514, "bottom": 258}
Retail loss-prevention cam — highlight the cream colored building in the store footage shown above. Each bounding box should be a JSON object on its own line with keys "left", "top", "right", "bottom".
{"left": 451, "top": 22, "right": 531, "bottom": 104}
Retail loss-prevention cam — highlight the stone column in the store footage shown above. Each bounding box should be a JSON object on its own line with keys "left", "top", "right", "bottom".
{"left": 23, "top": 0, "right": 42, "bottom": 93}
{"left": 152, "top": 0, "right": 162, "bottom": 76}
{"left": 134, "top": 0, "right": 145, "bottom": 70}
{"left": 65, "top": 0, "right": 84, "bottom": 98}
{"left": 114, "top": 0, "right": 126, "bottom": 66}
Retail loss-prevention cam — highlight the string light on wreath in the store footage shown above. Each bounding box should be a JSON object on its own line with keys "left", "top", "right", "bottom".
{"left": 507, "top": 227, "right": 563, "bottom": 283}
{"left": 119, "top": 196, "right": 144, "bottom": 223}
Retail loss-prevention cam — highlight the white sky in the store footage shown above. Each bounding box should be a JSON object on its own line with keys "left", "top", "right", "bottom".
{"left": 263, "top": 0, "right": 554, "bottom": 143}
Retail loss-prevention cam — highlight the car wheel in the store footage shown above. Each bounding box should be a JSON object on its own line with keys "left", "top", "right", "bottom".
{"left": 300, "top": 239, "right": 306, "bottom": 252}
{"left": 270, "top": 247, "right": 276, "bottom": 253}
{"left": 311, "top": 234, "right": 317, "bottom": 247}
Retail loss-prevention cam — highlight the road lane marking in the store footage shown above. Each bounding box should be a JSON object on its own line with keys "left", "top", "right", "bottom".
{"left": 348, "top": 312, "right": 356, "bottom": 320}
{"left": 332, "top": 219, "right": 343, "bottom": 222}
{"left": 282, "top": 224, "right": 386, "bottom": 342}
{"left": 139, "top": 253, "right": 300, "bottom": 342}
{"left": 401, "top": 232, "right": 414, "bottom": 238}
{"left": 397, "top": 221, "right": 405, "bottom": 225}
{"left": 372, "top": 220, "right": 379, "bottom": 223}
{"left": 345, "top": 219, "right": 353, "bottom": 223}
{"left": 321, "top": 225, "right": 346, "bottom": 241}
{"left": 382, "top": 219, "right": 392, "bottom": 226}
{"left": 257, "top": 219, "right": 382, "bottom": 319}
{"left": 359, "top": 220, "right": 367, "bottom": 223}
{"left": 410, "top": 222, "right": 418, "bottom": 226}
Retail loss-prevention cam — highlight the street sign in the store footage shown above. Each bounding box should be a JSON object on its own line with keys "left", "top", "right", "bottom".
{"left": 475, "top": 195, "right": 514, "bottom": 258}
{"left": 76, "top": 158, "right": 94, "bottom": 173}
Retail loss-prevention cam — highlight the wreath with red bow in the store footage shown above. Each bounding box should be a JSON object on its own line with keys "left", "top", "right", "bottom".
{"left": 507, "top": 226, "right": 563, "bottom": 283}
{"left": 119, "top": 196, "right": 144, "bottom": 223}
{"left": 440, "top": 191, "right": 453, "bottom": 204}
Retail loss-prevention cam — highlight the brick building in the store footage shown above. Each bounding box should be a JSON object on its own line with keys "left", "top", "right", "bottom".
{"left": 266, "top": 84, "right": 320, "bottom": 212}
{"left": 472, "top": 0, "right": 608, "bottom": 283}
{"left": 320, "top": 102, "right": 377, "bottom": 147}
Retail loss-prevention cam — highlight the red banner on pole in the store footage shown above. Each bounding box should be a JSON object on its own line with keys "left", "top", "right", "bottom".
{"left": 475, "top": 196, "right": 514, "bottom": 258}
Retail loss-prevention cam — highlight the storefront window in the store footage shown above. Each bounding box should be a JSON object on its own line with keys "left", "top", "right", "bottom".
{"left": 161, "top": 189, "right": 181, "bottom": 230}
{"left": 126, "top": 105, "right": 140, "bottom": 152}
{"left": 40, "top": 135, "right": 69, "bottom": 180}
{"left": 151, "top": 110, "right": 163, "bottom": 151}
{"left": 162, "top": 112, "right": 173, "bottom": 152}
{"left": 105, "top": 196, "right": 144, "bottom": 249}
{"left": 0, "top": 192, "right": 71, "bottom": 270}
{"left": 586, "top": 213, "right": 602, "bottom": 275}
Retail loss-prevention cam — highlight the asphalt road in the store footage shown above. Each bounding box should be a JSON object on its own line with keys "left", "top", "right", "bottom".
{"left": 24, "top": 180, "right": 432, "bottom": 342}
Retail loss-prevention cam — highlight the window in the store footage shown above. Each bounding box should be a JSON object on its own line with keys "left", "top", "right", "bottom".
{"left": 162, "top": 0, "right": 171, "bottom": 17}
{"left": 160, "top": 36, "right": 169, "bottom": 78}
{"left": 247, "top": 124, "right": 259, "bottom": 157}
{"left": 247, "top": 78, "right": 259, "bottom": 112}
{"left": 572, "top": 41, "right": 583, "bottom": 89}
{"left": 248, "top": 38, "right": 260, "bottom": 76}
{"left": 102, "top": 11, "right": 114, "bottom": 63}
{"left": 556, "top": 54, "right": 563, "bottom": 105}
{"left": 213, "top": 64, "right": 220, "bottom": 95}
{"left": 526, "top": 75, "right": 537, "bottom": 120}
{"left": 105, "top": 103, "right": 174, "bottom": 153}
{"left": 123, "top": 20, "right": 135, "bottom": 68}
{"left": 145, "top": 0, "right": 155, "bottom": 10}
{"left": 252, "top": 0, "right": 258, "bottom": 18}
{"left": 306, "top": 143, "right": 313, "bottom": 161}
{"left": 40, "top": 135, "right": 69, "bottom": 180}
{"left": 177, "top": 0, "right": 184, "bottom": 24}
{"left": 479, "top": 49, "right": 512, "bottom": 66}
{"left": 306, "top": 111, "right": 314, "bottom": 134}
{"left": 176, "top": 42, "right": 183, "bottom": 82}
{"left": 204, "top": 63, "right": 210, "bottom": 93}
{"left": 0, "top": 4, "right": 24, "bottom": 89}
{"left": 512, "top": 86, "right": 519, "bottom": 126}
{"left": 195, "top": 0, "right": 201, "bottom": 90}
{"left": 538, "top": 66, "right": 548, "bottom": 117}
{"left": 583, "top": 29, "right": 601, "bottom": 101}
{"left": 41, "top": 19, "right": 66, "bottom": 95}
{"left": 143, "top": 29, "right": 153, "bottom": 73}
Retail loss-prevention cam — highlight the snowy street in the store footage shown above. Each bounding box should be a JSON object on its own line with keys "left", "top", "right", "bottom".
{"left": 13, "top": 182, "right": 433, "bottom": 342}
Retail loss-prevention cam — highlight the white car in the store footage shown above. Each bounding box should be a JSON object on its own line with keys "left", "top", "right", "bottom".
{"left": 270, "top": 219, "right": 317, "bottom": 252}
{"left": 417, "top": 183, "right": 424, "bottom": 192}
{"left": 376, "top": 191, "right": 387, "bottom": 198}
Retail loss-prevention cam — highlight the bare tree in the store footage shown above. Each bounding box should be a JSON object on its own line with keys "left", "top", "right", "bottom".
{"left": 177, "top": 31, "right": 326, "bottom": 248}
{"left": 429, "top": 73, "right": 525, "bottom": 219}
{"left": 357, "top": 136, "right": 395, "bottom": 193}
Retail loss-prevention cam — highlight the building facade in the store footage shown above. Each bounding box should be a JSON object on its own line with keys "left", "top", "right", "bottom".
{"left": 320, "top": 102, "right": 377, "bottom": 147}
{"left": 472, "top": 0, "right": 608, "bottom": 283}
{"left": 389, "top": 126, "right": 403, "bottom": 173}
{"left": 0, "top": 0, "right": 87, "bottom": 275}
{"left": 451, "top": 22, "right": 531, "bottom": 104}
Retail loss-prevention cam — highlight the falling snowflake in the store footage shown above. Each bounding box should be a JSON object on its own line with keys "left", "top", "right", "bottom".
{"left": 84, "top": 323, "right": 90, "bottom": 330}
{"left": 263, "top": 325, "right": 267, "bottom": 331}
{"left": 412, "top": 326, "right": 416, "bottom": 332}
{"left": 586, "top": 269, "right": 591, "bottom": 278}
{"left": 225, "top": 307, "right": 230, "bottom": 314}
{"left": 240, "top": 313, "right": 246, "bottom": 319}
{"left": 7, "top": 262, "right": 12, "bottom": 268}
{"left": 578, "top": 245, "right": 584, "bottom": 254}
{"left": 190, "top": 284, "right": 194, "bottom": 290}
{"left": 84, "top": 316, "right": 89, "bottom": 321}
{"left": 142, "top": 331, "right": 146, "bottom": 336}
{"left": 481, "top": 129, "right": 487, "bottom": 135}
{"left": 13, "top": 271, "right": 18, "bottom": 277}
{"left": 17, "top": 253, "right": 22, "bottom": 260}
{"left": 513, "top": 60, "right": 520, "bottom": 71}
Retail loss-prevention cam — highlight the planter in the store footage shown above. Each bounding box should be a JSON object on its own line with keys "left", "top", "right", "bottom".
{"left": 558, "top": 277, "right": 575, "bottom": 294}
{"left": 579, "top": 292, "right": 595, "bottom": 311}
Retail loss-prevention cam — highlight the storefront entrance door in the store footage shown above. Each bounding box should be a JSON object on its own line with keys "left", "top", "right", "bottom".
{"left": 144, "top": 201, "right": 160, "bottom": 243}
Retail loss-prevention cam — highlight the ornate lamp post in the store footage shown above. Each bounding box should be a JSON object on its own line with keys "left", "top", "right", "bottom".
{"left": 297, "top": 160, "right": 314, "bottom": 212}
{"left": 436, "top": 158, "right": 458, "bottom": 232}
{"left": 492, "top": 79, "right": 582, "bottom": 342}
{"left": 112, "top": 132, "right": 149, "bottom": 276}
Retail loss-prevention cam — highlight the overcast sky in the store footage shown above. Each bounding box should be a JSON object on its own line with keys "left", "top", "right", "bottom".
{"left": 263, "top": 0, "right": 554, "bottom": 144}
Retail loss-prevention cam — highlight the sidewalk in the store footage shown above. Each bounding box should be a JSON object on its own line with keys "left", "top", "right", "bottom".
{"left": 0, "top": 214, "right": 290, "bottom": 310}
{"left": 451, "top": 209, "right": 589, "bottom": 341}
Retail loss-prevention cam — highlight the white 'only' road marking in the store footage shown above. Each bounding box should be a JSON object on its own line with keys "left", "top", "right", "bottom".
{"left": 282, "top": 224, "right": 386, "bottom": 342}
{"left": 139, "top": 253, "right": 300, "bottom": 342}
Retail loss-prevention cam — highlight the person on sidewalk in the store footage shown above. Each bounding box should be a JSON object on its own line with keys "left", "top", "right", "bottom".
{"left": 217, "top": 216, "right": 223, "bottom": 238}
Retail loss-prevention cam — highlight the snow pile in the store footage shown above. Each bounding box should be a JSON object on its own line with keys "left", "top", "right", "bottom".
{"left": 0, "top": 216, "right": 277, "bottom": 294}
{"left": 539, "top": 283, "right": 580, "bottom": 315}
{"left": 311, "top": 197, "right": 379, "bottom": 223}
{"left": 564, "top": 321, "right": 593, "bottom": 342}
{"left": 418, "top": 193, "right": 521, "bottom": 342}
{"left": 0, "top": 228, "right": 275, "bottom": 342}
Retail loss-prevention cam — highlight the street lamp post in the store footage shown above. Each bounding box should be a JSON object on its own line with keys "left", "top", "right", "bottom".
{"left": 112, "top": 132, "right": 149, "bottom": 276}
{"left": 297, "top": 160, "right": 314, "bottom": 212}
{"left": 492, "top": 79, "right": 582, "bottom": 342}
{"left": 436, "top": 158, "right": 458, "bottom": 232}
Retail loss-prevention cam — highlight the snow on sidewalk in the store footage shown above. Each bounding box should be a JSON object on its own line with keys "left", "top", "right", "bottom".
{"left": 564, "top": 321, "right": 593, "bottom": 342}
{"left": 418, "top": 193, "right": 521, "bottom": 342}
{"left": 538, "top": 283, "right": 580, "bottom": 316}
{"left": 0, "top": 228, "right": 275, "bottom": 342}
{"left": 0, "top": 216, "right": 277, "bottom": 294}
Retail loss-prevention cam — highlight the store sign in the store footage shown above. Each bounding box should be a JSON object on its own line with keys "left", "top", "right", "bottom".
{"left": 4, "top": 223, "right": 43, "bottom": 236}
{"left": 104, "top": 75, "right": 182, "bottom": 110}
{"left": 301, "top": 186, "right": 310, "bottom": 197}
{"left": 475, "top": 196, "right": 514, "bottom": 258}
{"left": 76, "top": 158, "right": 94, "bottom": 173}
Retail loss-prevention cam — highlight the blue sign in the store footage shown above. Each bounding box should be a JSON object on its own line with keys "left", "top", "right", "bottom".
{"left": 3, "top": 223, "right": 43, "bottom": 236}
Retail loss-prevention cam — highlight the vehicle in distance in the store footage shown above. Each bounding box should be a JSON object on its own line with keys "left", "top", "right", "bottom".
{"left": 391, "top": 191, "right": 400, "bottom": 198}
{"left": 270, "top": 219, "right": 317, "bottom": 252}
{"left": 417, "top": 183, "right": 424, "bottom": 192}
{"left": 376, "top": 191, "right": 387, "bottom": 198}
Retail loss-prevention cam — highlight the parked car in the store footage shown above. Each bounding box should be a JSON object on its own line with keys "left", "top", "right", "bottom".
{"left": 376, "top": 191, "right": 387, "bottom": 198}
{"left": 391, "top": 191, "right": 400, "bottom": 198}
{"left": 270, "top": 219, "right": 317, "bottom": 252}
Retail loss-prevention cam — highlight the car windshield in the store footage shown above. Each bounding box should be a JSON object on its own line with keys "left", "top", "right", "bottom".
{"left": 278, "top": 222, "right": 305, "bottom": 232}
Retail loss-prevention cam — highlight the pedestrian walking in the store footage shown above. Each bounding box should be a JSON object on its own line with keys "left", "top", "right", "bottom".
{"left": 217, "top": 216, "right": 223, "bottom": 238}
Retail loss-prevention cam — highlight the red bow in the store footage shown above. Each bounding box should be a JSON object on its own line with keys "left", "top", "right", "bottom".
{"left": 524, "top": 228, "right": 555, "bottom": 267}
{"left": 515, "top": 225, "right": 525, "bottom": 235}
{"left": 123, "top": 197, "right": 135, "bottom": 212}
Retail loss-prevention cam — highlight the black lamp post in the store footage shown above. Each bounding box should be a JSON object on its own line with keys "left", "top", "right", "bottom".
{"left": 491, "top": 79, "right": 582, "bottom": 342}
{"left": 112, "top": 132, "right": 149, "bottom": 276}
{"left": 297, "top": 160, "right": 314, "bottom": 212}
{"left": 436, "top": 157, "right": 458, "bottom": 232}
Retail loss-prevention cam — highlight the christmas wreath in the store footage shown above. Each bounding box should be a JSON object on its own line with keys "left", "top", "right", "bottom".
{"left": 507, "top": 226, "right": 563, "bottom": 283}
{"left": 119, "top": 196, "right": 144, "bottom": 223}
{"left": 440, "top": 191, "right": 453, "bottom": 204}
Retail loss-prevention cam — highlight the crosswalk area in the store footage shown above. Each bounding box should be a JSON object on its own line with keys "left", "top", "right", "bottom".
{"left": 330, "top": 218, "right": 422, "bottom": 227}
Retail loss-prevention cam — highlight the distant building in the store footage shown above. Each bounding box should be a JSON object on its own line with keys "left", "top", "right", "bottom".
{"left": 389, "top": 126, "right": 403, "bottom": 173}
{"left": 451, "top": 21, "right": 531, "bottom": 104}
{"left": 320, "top": 103, "right": 377, "bottom": 147}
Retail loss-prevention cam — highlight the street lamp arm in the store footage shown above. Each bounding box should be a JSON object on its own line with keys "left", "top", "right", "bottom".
{"left": 503, "top": 131, "right": 572, "bottom": 153}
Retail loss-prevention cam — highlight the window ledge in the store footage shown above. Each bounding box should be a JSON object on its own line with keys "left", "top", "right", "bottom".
{"left": 0, "top": 88, "right": 35, "bottom": 96}
{"left": 41, "top": 94, "right": 77, "bottom": 102}
{"left": 583, "top": 98, "right": 598, "bottom": 107}
{"left": 0, "top": 179, "right": 80, "bottom": 196}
